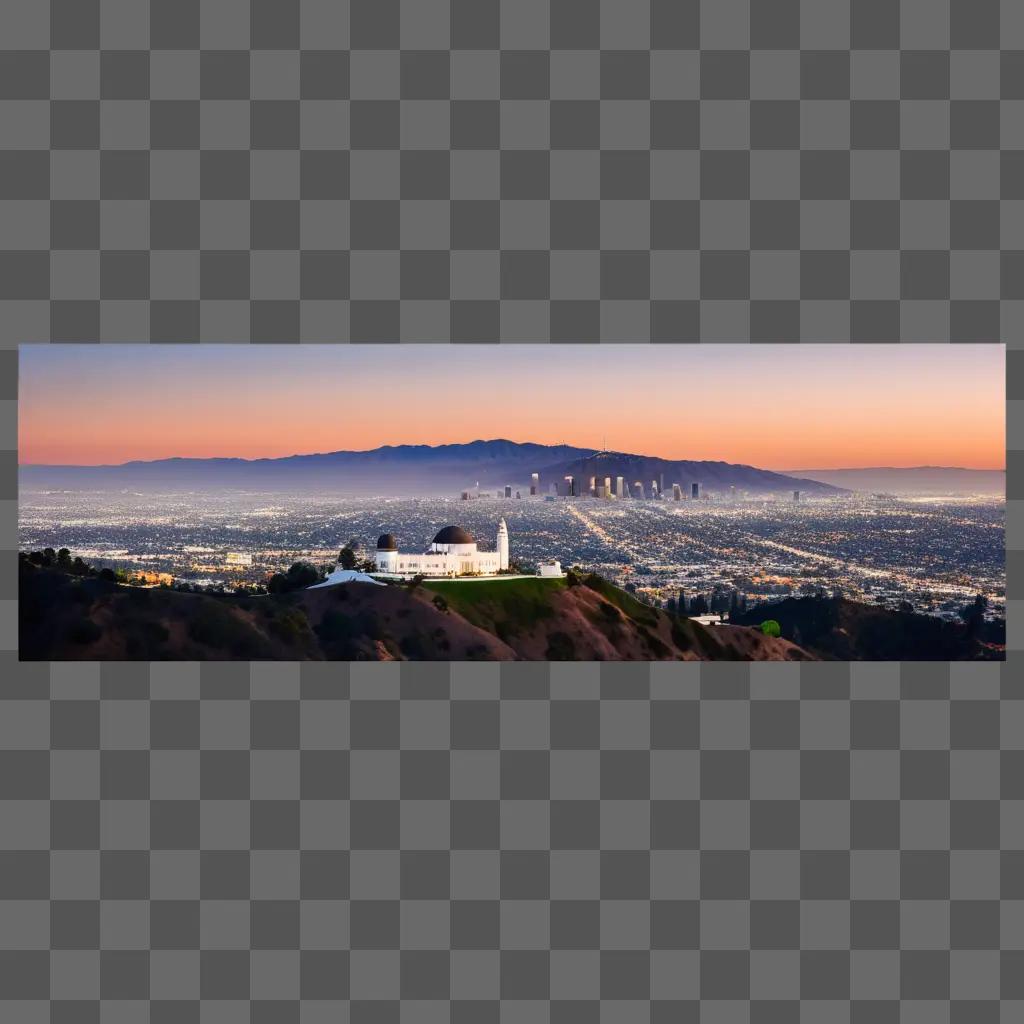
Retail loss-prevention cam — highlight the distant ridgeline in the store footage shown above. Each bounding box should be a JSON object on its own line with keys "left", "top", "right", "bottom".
{"left": 18, "top": 439, "right": 845, "bottom": 496}
{"left": 19, "top": 549, "right": 1002, "bottom": 662}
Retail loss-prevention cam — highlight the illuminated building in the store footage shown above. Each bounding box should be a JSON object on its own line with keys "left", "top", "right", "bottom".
{"left": 374, "top": 522, "right": 509, "bottom": 578}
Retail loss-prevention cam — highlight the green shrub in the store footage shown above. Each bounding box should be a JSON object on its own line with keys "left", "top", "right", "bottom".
{"left": 268, "top": 608, "right": 312, "bottom": 645}
{"left": 188, "top": 599, "right": 263, "bottom": 656}
{"left": 545, "top": 631, "right": 576, "bottom": 660}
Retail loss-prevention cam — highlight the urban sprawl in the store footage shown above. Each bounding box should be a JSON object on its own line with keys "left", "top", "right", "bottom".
{"left": 19, "top": 483, "right": 1006, "bottom": 624}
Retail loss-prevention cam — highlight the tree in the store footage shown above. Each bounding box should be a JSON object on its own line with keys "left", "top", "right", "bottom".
{"left": 338, "top": 546, "right": 357, "bottom": 570}
{"left": 57, "top": 547, "right": 72, "bottom": 567}
{"left": 267, "top": 561, "right": 322, "bottom": 594}
{"left": 666, "top": 596, "right": 677, "bottom": 617}
{"left": 898, "top": 600, "right": 914, "bottom": 614}
{"left": 761, "top": 619, "right": 781, "bottom": 638}
{"left": 677, "top": 589, "right": 687, "bottom": 616}
{"left": 690, "top": 594, "right": 708, "bottom": 616}
{"left": 961, "top": 594, "right": 987, "bottom": 638}
{"left": 287, "top": 561, "right": 322, "bottom": 588}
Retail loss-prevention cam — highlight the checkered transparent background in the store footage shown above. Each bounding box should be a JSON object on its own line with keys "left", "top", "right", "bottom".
{"left": 1, "top": 1, "right": 1021, "bottom": 1021}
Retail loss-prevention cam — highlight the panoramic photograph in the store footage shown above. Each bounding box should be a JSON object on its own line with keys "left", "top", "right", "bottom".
{"left": 18, "top": 344, "right": 1005, "bottom": 662}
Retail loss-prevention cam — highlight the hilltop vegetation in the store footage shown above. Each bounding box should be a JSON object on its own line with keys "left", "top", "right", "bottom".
{"left": 21, "top": 549, "right": 1002, "bottom": 662}
{"left": 730, "top": 594, "right": 1004, "bottom": 661}
{"left": 20, "top": 551, "right": 811, "bottom": 662}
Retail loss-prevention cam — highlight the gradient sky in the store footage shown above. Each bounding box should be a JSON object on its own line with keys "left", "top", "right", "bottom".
{"left": 19, "top": 344, "right": 1006, "bottom": 470}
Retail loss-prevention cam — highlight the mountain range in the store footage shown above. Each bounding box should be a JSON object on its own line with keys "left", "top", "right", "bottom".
{"left": 19, "top": 439, "right": 844, "bottom": 496}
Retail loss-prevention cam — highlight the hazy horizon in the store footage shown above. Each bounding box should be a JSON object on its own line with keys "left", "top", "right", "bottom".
{"left": 20, "top": 435, "right": 1009, "bottom": 475}
{"left": 20, "top": 344, "right": 1006, "bottom": 471}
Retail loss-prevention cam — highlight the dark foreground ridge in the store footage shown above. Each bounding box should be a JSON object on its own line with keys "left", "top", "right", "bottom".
{"left": 21, "top": 550, "right": 1003, "bottom": 662}
{"left": 20, "top": 554, "right": 813, "bottom": 662}
{"left": 730, "top": 594, "right": 1005, "bottom": 661}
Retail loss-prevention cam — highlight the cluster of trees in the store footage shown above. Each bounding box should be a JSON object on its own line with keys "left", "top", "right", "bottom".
{"left": 960, "top": 594, "right": 989, "bottom": 638}
{"left": 266, "top": 561, "right": 328, "bottom": 594}
{"left": 24, "top": 547, "right": 93, "bottom": 576}
{"left": 22, "top": 547, "right": 140, "bottom": 585}
{"left": 661, "top": 587, "right": 750, "bottom": 620}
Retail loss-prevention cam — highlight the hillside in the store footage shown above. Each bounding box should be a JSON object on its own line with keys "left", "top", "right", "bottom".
{"left": 18, "top": 438, "right": 844, "bottom": 497}
{"left": 423, "top": 575, "right": 811, "bottom": 661}
{"left": 19, "top": 559, "right": 812, "bottom": 662}
{"left": 731, "top": 595, "right": 1005, "bottom": 661}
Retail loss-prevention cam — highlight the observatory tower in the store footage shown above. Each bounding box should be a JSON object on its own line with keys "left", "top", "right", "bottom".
{"left": 497, "top": 516, "right": 509, "bottom": 573}
{"left": 497, "top": 518, "right": 509, "bottom": 570}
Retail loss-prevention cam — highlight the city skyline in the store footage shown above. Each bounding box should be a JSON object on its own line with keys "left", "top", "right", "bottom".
{"left": 20, "top": 343, "right": 1006, "bottom": 470}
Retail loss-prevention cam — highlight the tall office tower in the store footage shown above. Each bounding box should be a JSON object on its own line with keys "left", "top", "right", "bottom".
{"left": 673, "top": 484, "right": 682, "bottom": 500}
{"left": 624, "top": 482, "right": 632, "bottom": 498}
{"left": 660, "top": 472, "right": 665, "bottom": 494}
{"left": 516, "top": 491, "right": 521, "bottom": 499}
{"left": 634, "top": 481, "right": 645, "bottom": 498}
{"left": 793, "top": 490, "right": 801, "bottom": 502}
{"left": 588, "top": 475, "right": 596, "bottom": 496}
{"left": 651, "top": 480, "right": 659, "bottom": 498}
{"left": 616, "top": 476, "right": 624, "bottom": 497}
{"left": 691, "top": 482, "right": 700, "bottom": 499}
{"left": 504, "top": 485, "right": 512, "bottom": 498}
{"left": 565, "top": 476, "right": 574, "bottom": 497}
{"left": 461, "top": 490, "right": 471, "bottom": 500}
{"left": 604, "top": 476, "right": 612, "bottom": 497}
{"left": 729, "top": 485, "right": 736, "bottom": 500}
{"left": 596, "top": 483, "right": 606, "bottom": 498}
{"left": 530, "top": 472, "right": 539, "bottom": 496}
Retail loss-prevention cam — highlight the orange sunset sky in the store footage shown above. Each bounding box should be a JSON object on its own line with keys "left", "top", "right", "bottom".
{"left": 19, "top": 344, "right": 1005, "bottom": 471}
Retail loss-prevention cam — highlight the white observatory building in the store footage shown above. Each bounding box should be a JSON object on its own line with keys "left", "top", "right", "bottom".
{"left": 374, "top": 520, "right": 510, "bottom": 578}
